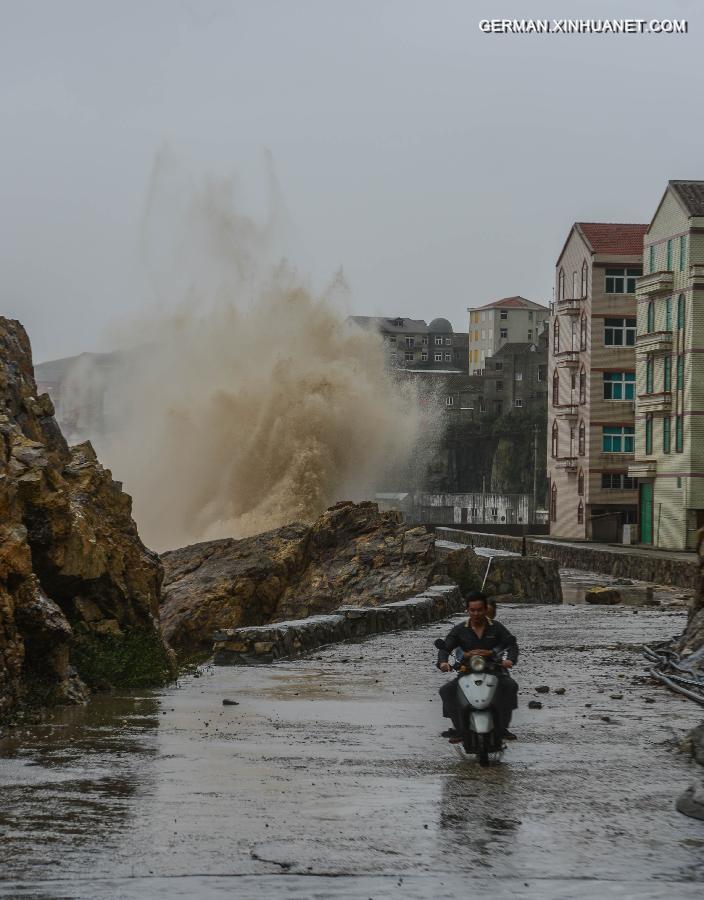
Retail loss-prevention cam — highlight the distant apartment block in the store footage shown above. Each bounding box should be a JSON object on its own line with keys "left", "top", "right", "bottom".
{"left": 480, "top": 332, "right": 548, "bottom": 417}
{"left": 629, "top": 181, "right": 704, "bottom": 549}
{"left": 548, "top": 222, "right": 647, "bottom": 541}
{"left": 467, "top": 296, "right": 549, "bottom": 373}
{"left": 348, "top": 316, "right": 468, "bottom": 372}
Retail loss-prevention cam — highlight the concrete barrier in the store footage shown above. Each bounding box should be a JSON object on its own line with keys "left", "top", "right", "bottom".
{"left": 212, "top": 585, "right": 463, "bottom": 664}
{"left": 435, "top": 528, "right": 699, "bottom": 589}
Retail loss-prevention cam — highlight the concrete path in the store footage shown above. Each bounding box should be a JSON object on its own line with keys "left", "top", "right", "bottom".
{"left": 1, "top": 603, "right": 703, "bottom": 899}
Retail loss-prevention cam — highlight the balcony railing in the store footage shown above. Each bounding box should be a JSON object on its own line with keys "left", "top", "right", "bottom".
{"left": 628, "top": 459, "right": 657, "bottom": 479}
{"left": 637, "top": 391, "right": 672, "bottom": 413}
{"left": 556, "top": 298, "right": 581, "bottom": 315}
{"left": 636, "top": 330, "right": 673, "bottom": 354}
{"left": 554, "top": 456, "right": 578, "bottom": 472}
{"left": 554, "top": 350, "right": 580, "bottom": 368}
{"left": 554, "top": 403, "right": 579, "bottom": 419}
{"left": 636, "top": 270, "right": 674, "bottom": 296}
{"left": 690, "top": 264, "right": 704, "bottom": 282}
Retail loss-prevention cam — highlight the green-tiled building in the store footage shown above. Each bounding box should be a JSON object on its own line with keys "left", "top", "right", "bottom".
{"left": 630, "top": 180, "right": 704, "bottom": 548}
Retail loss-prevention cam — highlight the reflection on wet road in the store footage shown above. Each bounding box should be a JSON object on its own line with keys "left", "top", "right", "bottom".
{"left": 1, "top": 602, "right": 703, "bottom": 899}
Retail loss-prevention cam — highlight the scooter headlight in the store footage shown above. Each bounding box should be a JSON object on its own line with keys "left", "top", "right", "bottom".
{"left": 469, "top": 655, "right": 486, "bottom": 672}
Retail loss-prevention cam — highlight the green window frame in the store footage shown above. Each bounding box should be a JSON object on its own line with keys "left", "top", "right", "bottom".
{"left": 677, "top": 294, "right": 685, "bottom": 329}
{"left": 646, "top": 302, "right": 654, "bottom": 333}
{"left": 667, "top": 239, "right": 673, "bottom": 270}
{"left": 645, "top": 415, "right": 653, "bottom": 454}
{"left": 665, "top": 297, "right": 672, "bottom": 331}
{"left": 675, "top": 415, "right": 684, "bottom": 453}
{"left": 663, "top": 355, "right": 671, "bottom": 392}
{"left": 663, "top": 416, "right": 671, "bottom": 453}
{"left": 680, "top": 235, "right": 686, "bottom": 272}
{"left": 602, "top": 426, "right": 635, "bottom": 453}
{"left": 603, "top": 371, "right": 635, "bottom": 400}
{"left": 649, "top": 245, "right": 655, "bottom": 272}
{"left": 646, "top": 357, "right": 654, "bottom": 394}
{"left": 677, "top": 355, "right": 684, "bottom": 390}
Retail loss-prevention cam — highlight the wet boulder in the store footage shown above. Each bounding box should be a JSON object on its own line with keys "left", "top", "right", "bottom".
{"left": 160, "top": 501, "right": 447, "bottom": 655}
{"left": 676, "top": 782, "right": 704, "bottom": 821}
{"left": 0, "top": 317, "right": 174, "bottom": 720}
{"left": 585, "top": 586, "right": 621, "bottom": 605}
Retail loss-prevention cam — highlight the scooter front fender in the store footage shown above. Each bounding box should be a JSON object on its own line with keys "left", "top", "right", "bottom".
{"left": 470, "top": 710, "right": 493, "bottom": 734}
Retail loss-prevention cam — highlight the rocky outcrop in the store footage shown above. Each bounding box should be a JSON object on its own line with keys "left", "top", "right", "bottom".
{"left": 161, "top": 501, "right": 447, "bottom": 655}
{"left": 0, "top": 318, "right": 173, "bottom": 719}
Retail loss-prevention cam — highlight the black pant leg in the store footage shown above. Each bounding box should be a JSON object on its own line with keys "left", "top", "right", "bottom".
{"left": 439, "top": 678, "right": 461, "bottom": 729}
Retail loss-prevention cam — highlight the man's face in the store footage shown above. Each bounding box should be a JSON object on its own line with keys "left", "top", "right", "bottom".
{"left": 467, "top": 599, "right": 487, "bottom": 627}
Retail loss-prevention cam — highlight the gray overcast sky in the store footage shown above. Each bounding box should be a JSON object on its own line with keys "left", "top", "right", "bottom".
{"left": 0, "top": 0, "right": 700, "bottom": 361}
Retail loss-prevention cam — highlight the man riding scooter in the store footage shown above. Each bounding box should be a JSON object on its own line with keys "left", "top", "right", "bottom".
{"left": 437, "top": 590, "right": 519, "bottom": 743}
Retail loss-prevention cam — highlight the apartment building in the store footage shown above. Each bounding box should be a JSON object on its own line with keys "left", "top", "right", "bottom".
{"left": 629, "top": 181, "right": 704, "bottom": 549}
{"left": 348, "top": 316, "right": 468, "bottom": 371}
{"left": 548, "top": 222, "right": 647, "bottom": 541}
{"left": 481, "top": 332, "right": 548, "bottom": 417}
{"left": 467, "top": 296, "right": 548, "bottom": 373}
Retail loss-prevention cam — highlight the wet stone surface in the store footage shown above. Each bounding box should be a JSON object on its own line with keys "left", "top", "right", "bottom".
{"left": 1, "top": 602, "right": 704, "bottom": 899}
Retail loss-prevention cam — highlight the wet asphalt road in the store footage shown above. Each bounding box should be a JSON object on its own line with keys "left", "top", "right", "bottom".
{"left": 1, "top": 601, "right": 704, "bottom": 899}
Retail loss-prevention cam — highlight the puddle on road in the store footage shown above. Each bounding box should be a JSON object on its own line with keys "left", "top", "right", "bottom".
{"left": 559, "top": 569, "right": 688, "bottom": 608}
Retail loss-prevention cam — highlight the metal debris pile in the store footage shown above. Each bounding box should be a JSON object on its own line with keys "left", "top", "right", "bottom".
{"left": 643, "top": 641, "right": 704, "bottom": 706}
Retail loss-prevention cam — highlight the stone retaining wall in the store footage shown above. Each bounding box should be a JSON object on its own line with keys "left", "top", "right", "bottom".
{"left": 212, "top": 585, "right": 463, "bottom": 665}
{"left": 436, "top": 528, "right": 699, "bottom": 589}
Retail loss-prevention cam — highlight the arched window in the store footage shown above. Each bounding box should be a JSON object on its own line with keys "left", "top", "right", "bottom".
{"left": 552, "top": 369, "right": 560, "bottom": 407}
{"left": 551, "top": 421, "right": 559, "bottom": 458}
{"left": 678, "top": 294, "right": 685, "bottom": 329}
{"left": 646, "top": 356, "right": 654, "bottom": 394}
{"left": 579, "top": 366, "right": 587, "bottom": 404}
{"left": 550, "top": 484, "right": 558, "bottom": 522}
{"left": 558, "top": 268, "right": 565, "bottom": 301}
{"left": 581, "top": 260, "right": 588, "bottom": 298}
{"left": 553, "top": 317, "right": 560, "bottom": 353}
{"left": 647, "top": 301, "right": 654, "bottom": 333}
{"left": 645, "top": 414, "right": 653, "bottom": 455}
{"left": 578, "top": 420, "right": 586, "bottom": 456}
{"left": 580, "top": 313, "right": 587, "bottom": 351}
{"left": 577, "top": 501, "right": 584, "bottom": 525}
{"left": 577, "top": 469, "right": 584, "bottom": 495}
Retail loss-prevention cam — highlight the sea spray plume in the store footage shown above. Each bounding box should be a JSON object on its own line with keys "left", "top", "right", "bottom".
{"left": 74, "top": 157, "right": 438, "bottom": 550}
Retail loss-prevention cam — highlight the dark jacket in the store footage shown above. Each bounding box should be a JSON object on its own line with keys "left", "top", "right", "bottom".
{"left": 436, "top": 618, "right": 519, "bottom": 667}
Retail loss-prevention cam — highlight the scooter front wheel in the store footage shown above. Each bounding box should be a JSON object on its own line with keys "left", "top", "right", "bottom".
{"left": 478, "top": 733, "right": 490, "bottom": 766}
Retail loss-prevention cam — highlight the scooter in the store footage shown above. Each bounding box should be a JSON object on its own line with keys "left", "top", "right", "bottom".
{"left": 434, "top": 638, "right": 505, "bottom": 766}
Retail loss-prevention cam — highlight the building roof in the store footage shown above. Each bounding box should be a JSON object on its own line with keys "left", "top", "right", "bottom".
{"left": 348, "top": 315, "right": 429, "bottom": 334}
{"left": 668, "top": 180, "right": 704, "bottom": 217}
{"left": 573, "top": 222, "right": 648, "bottom": 256}
{"left": 492, "top": 342, "right": 539, "bottom": 356}
{"left": 472, "top": 296, "right": 548, "bottom": 312}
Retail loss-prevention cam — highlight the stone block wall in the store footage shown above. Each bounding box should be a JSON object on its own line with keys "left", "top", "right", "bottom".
{"left": 212, "top": 585, "right": 463, "bottom": 664}
{"left": 435, "top": 528, "right": 699, "bottom": 589}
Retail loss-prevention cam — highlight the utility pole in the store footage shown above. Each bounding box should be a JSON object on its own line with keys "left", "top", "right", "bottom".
{"left": 532, "top": 423, "right": 539, "bottom": 524}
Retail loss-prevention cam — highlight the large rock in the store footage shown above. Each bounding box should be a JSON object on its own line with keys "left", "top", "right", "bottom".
{"left": 0, "top": 318, "right": 173, "bottom": 719}
{"left": 161, "top": 501, "right": 447, "bottom": 655}
{"left": 585, "top": 586, "right": 621, "bottom": 605}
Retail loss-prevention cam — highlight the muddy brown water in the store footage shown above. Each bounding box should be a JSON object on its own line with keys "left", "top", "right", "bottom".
{"left": 1, "top": 601, "right": 704, "bottom": 899}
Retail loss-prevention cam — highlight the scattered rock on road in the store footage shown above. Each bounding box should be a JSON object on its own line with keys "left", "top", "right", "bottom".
{"left": 585, "top": 587, "right": 621, "bottom": 605}
{"left": 676, "top": 782, "right": 704, "bottom": 821}
{"left": 528, "top": 700, "right": 543, "bottom": 710}
{"left": 535, "top": 685, "right": 550, "bottom": 694}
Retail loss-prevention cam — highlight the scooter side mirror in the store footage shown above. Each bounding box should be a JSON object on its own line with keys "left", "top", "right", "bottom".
{"left": 434, "top": 638, "right": 446, "bottom": 650}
